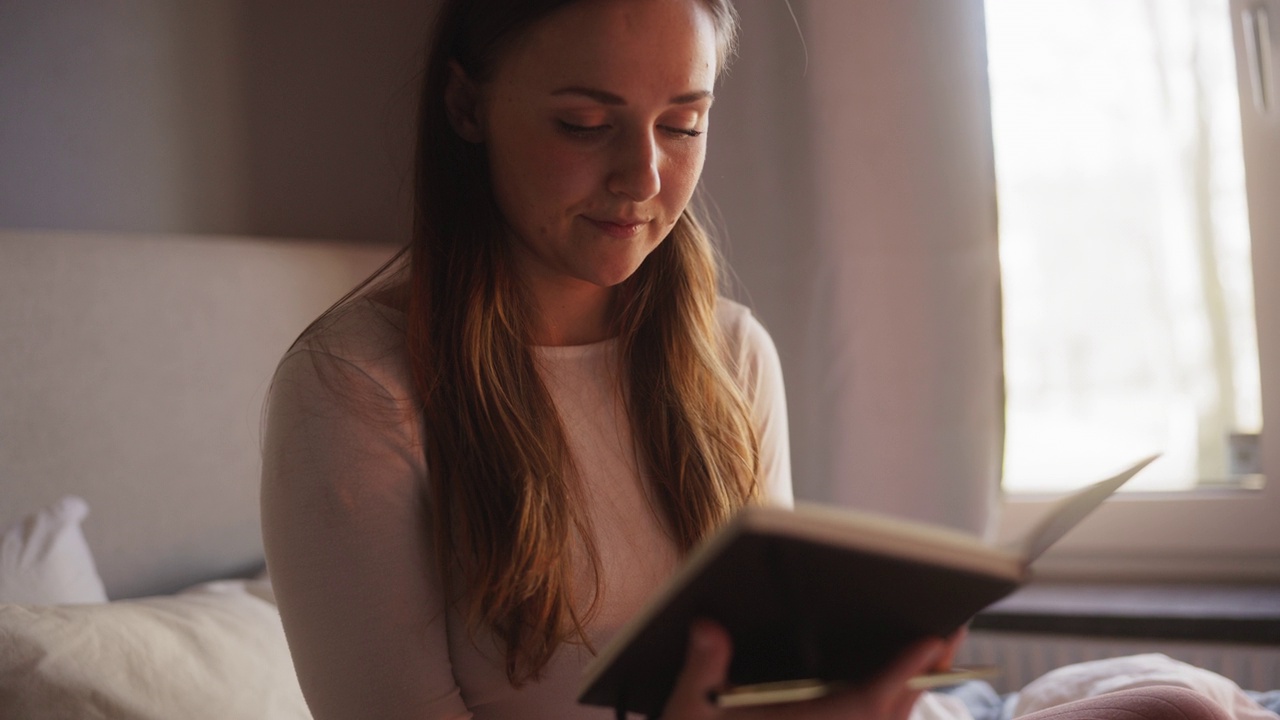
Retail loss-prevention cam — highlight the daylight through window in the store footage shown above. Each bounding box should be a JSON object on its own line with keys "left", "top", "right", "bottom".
{"left": 986, "top": 0, "right": 1264, "bottom": 492}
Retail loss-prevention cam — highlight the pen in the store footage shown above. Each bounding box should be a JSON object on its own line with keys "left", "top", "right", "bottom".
{"left": 713, "top": 667, "right": 1002, "bottom": 708}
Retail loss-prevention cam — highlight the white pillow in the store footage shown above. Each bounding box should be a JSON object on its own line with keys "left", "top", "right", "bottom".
{"left": 0, "top": 577, "right": 312, "bottom": 720}
{"left": 0, "top": 495, "right": 108, "bottom": 604}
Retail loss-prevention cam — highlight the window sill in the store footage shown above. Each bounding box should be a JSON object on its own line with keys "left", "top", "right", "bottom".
{"left": 971, "top": 581, "right": 1280, "bottom": 645}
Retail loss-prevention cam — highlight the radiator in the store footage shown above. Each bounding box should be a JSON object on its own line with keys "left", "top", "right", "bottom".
{"left": 955, "top": 630, "right": 1280, "bottom": 694}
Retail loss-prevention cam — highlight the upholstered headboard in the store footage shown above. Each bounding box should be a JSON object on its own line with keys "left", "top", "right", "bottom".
{"left": 0, "top": 231, "right": 397, "bottom": 600}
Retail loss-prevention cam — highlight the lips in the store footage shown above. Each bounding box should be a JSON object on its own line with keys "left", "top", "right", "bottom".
{"left": 585, "top": 216, "right": 648, "bottom": 239}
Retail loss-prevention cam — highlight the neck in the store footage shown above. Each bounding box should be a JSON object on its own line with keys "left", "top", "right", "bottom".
{"left": 526, "top": 280, "right": 616, "bottom": 346}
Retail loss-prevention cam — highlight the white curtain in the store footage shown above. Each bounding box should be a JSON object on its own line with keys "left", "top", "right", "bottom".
{"left": 703, "top": 0, "right": 1003, "bottom": 537}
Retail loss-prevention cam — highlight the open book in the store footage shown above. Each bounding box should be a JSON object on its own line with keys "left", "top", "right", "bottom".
{"left": 577, "top": 456, "right": 1159, "bottom": 717}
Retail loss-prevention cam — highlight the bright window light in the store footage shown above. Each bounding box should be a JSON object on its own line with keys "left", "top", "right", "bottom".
{"left": 986, "top": 0, "right": 1263, "bottom": 492}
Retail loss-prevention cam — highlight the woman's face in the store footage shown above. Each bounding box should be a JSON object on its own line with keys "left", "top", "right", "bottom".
{"left": 472, "top": 0, "right": 719, "bottom": 296}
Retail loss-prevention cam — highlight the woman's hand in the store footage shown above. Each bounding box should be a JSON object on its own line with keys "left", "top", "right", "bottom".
{"left": 661, "top": 620, "right": 964, "bottom": 720}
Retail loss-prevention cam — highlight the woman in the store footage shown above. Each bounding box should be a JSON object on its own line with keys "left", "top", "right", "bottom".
{"left": 261, "top": 1, "right": 1234, "bottom": 719}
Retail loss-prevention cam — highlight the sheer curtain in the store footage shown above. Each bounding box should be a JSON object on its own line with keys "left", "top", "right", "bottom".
{"left": 702, "top": 0, "right": 1003, "bottom": 537}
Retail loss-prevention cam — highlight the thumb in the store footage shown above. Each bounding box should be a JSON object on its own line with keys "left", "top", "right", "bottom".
{"left": 881, "top": 636, "right": 948, "bottom": 690}
{"left": 663, "top": 620, "right": 733, "bottom": 718}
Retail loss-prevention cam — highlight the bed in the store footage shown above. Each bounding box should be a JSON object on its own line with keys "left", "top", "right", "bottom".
{"left": 0, "top": 229, "right": 393, "bottom": 718}
{"left": 1, "top": 229, "right": 1276, "bottom": 720}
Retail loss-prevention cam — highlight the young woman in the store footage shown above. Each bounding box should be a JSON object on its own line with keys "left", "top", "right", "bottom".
{"left": 260, "top": 1, "right": 1235, "bottom": 719}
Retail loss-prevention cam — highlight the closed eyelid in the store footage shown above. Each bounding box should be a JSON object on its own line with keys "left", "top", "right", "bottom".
{"left": 661, "top": 110, "right": 703, "bottom": 125}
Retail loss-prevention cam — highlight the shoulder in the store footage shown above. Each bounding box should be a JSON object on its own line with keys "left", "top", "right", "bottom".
{"left": 715, "top": 296, "right": 782, "bottom": 385}
{"left": 716, "top": 298, "right": 793, "bottom": 507}
{"left": 715, "top": 295, "right": 761, "bottom": 341}
{"left": 262, "top": 299, "right": 425, "bottom": 517}
{"left": 277, "top": 298, "right": 414, "bottom": 406}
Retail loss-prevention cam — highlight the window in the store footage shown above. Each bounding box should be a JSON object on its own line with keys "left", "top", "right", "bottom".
{"left": 985, "top": 0, "right": 1280, "bottom": 579}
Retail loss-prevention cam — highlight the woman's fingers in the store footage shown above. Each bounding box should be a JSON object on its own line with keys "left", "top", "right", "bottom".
{"left": 746, "top": 635, "right": 949, "bottom": 720}
{"left": 878, "top": 635, "right": 950, "bottom": 691}
{"left": 661, "top": 624, "right": 955, "bottom": 720}
{"left": 933, "top": 626, "right": 968, "bottom": 673}
{"left": 801, "top": 636, "right": 946, "bottom": 720}
{"left": 663, "top": 620, "right": 734, "bottom": 720}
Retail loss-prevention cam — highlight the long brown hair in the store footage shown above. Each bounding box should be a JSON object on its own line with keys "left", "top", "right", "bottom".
{"left": 337, "top": 0, "right": 756, "bottom": 684}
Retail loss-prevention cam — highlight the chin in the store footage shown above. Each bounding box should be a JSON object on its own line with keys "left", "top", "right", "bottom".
{"left": 587, "top": 266, "right": 644, "bottom": 289}
{"left": 579, "top": 251, "right": 655, "bottom": 289}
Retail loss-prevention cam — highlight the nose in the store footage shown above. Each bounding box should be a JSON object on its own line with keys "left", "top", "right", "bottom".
{"left": 607, "top": 130, "right": 661, "bottom": 202}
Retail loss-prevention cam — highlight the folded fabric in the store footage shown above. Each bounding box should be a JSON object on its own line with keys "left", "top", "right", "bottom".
{"left": 0, "top": 495, "right": 107, "bottom": 605}
{"left": 913, "top": 690, "right": 979, "bottom": 720}
{"left": 1251, "top": 691, "right": 1280, "bottom": 716}
{"left": 0, "top": 576, "right": 311, "bottom": 720}
{"left": 1014, "top": 654, "right": 1279, "bottom": 720}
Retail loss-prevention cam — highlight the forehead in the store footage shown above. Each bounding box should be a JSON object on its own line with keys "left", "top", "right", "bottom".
{"left": 495, "top": 0, "right": 719, "bottom": 94}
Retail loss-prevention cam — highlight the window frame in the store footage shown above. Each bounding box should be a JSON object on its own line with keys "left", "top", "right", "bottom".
{"left": 992, "top": 0, "right": 1280, "bottom": 582}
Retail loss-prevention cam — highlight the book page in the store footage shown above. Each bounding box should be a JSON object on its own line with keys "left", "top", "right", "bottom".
{"left": 1009, "top": 455, "right": 1160, "bottom": 563}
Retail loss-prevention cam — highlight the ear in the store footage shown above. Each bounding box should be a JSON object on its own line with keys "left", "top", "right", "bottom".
{"left": 445, "top": 60, "right": 485, "bottom": 143}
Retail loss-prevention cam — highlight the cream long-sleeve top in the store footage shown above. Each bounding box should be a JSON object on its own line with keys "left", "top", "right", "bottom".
{"left": 260, "top": 297, "right": 793, "bottom": 720}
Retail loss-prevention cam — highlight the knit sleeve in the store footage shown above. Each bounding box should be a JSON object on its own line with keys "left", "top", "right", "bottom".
{"left": 719, "top": 300, "right": 794, "bottom": 508}
{"left": 261, "top": 343, "right": 471, "bottom": 720}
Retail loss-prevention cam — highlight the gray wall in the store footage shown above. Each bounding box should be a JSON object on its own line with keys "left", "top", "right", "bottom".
{"left": 0, "top": 1, "right": 1003, "bottom": 529}
{"left": 0, "top": 0, "right": 428, "bottom": 242}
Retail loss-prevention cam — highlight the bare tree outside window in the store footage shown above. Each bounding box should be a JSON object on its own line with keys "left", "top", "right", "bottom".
{"left": 986, "top": 0, "right": 1263, "bottom": 492}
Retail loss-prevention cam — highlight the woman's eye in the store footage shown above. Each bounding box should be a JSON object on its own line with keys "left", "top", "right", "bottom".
{"left": 558, "top": 120, "right": 610, "bottom": 136}
{"left": 661, "top": 125, "right": 704, "bottom": 139}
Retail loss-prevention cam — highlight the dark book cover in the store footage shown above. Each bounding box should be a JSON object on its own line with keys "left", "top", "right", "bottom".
{"left": 578, "top": 456, "right": 1157, "bottom": 717}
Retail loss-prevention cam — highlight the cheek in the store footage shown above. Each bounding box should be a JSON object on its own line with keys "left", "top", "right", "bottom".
{"left": 538, "top": 149, "right": 599, "bottom": 207}
{"left": 663, "top": 148, "right": 706, "bottom": 213}
{"left": 491, "top": 142, "right": 598, "bottom": 227}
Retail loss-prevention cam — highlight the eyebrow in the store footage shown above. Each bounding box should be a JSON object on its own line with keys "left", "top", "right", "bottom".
{"left": 550, "top": 86, "right": 714, "bottom": 106}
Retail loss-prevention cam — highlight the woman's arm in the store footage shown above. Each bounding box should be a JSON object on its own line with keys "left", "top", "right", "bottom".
{"left": 261, "top": 348, "right": 470, "bottom": 720}
{"left": 723, "top": 303, "right": 794, "bottom": 507}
